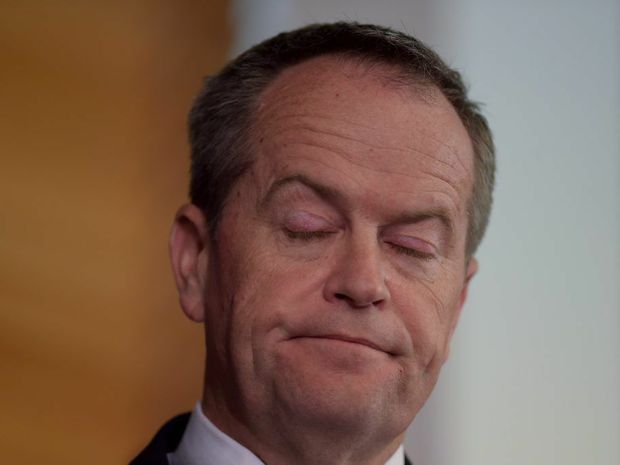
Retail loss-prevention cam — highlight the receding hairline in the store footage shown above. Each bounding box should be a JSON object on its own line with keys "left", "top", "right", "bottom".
{"left": 243, "top": 53, "right": 476, "bottom": 228}
{"left": 255, "top": 52, "right": 448, "bottom": 111}
{"left": 188, "top": 22, "right": 494, "bottom": 256}
{"left": 247, "top": 52, "right": 474, "bottom": 175}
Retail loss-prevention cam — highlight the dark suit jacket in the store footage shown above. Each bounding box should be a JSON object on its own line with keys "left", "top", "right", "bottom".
{"left": 130, "top": 414, "right": 190, "bottom": 465}
{"left": 130, "top": 414, "right": 413, "bottom": 465}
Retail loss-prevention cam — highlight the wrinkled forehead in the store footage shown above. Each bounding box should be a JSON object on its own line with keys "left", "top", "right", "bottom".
{"left": 250, "top": 55, "right": 474, "bottom": 190}
{"left": 266, "top": 52, "right": 435, "bottom": 100}
{"left": 255, "top": 54, "right": 442, "bottom": 122}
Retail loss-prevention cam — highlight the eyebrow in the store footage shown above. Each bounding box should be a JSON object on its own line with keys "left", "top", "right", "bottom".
{"left": 260, "top": 174, "right": 455, "bottom": 234}
{"left": 260, "top": 174, "right": 346, "bottom": 209}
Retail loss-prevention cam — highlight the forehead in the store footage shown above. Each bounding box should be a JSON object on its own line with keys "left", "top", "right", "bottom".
{"left": 249, "top": 55, "right": 474, "bottom": 218}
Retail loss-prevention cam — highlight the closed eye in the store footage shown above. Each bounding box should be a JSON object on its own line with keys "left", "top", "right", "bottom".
{"left": 285, "top": 230, "right": 335, "bottom": 241}
{"left": 387, "top": 242, "right": 435, "bottom": 261}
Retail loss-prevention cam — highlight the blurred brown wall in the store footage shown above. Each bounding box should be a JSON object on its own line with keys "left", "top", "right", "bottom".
{"left": 0, "top": 1, "right": 230, "bottom": 463}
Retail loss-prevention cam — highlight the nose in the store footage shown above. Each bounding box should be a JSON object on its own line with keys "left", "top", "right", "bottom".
{"left": 323, "top": 235, "right": 390, "bottom": 308}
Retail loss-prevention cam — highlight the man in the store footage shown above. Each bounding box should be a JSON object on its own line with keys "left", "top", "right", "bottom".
{"left": 131, "top": 22, "right": 495, "bottom": 465}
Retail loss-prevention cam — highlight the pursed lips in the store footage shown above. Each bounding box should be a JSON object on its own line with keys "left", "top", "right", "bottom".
{"left": 291, "top": 334, "right": 394, "bottom": 355}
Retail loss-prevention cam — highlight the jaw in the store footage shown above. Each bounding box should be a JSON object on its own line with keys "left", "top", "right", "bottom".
{"left": 200, "top": 341, "right": 420, "bottom": 465}
{"left": 202, "top": 384, "right": 407, "bottom": 465}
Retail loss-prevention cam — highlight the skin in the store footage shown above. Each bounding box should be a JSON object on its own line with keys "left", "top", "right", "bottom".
{"left": 169, "top": 55, "right": 478, "bottom": 465}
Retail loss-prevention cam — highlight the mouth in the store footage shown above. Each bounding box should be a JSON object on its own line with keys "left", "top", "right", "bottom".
{"left": 291, "top": 335, "right": 391, "bottom": 355}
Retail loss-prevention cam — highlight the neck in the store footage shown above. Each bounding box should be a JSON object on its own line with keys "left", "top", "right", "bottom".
{"left": 202, "top": 382, "right": 404, "bottom": 465}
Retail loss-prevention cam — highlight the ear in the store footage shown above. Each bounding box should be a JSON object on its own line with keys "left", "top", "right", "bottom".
{"left": 169, "top": 204, "right": 210, "bottom": 322}
{"left": 444, "top": 257, "right": 478, "bottom": 359}
{"left": 458, "top": 257, "right": 478, "bottom": 312}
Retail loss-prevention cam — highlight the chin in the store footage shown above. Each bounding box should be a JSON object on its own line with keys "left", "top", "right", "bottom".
{"left": 270, "top": 356, "right": 410, "bottom": 436}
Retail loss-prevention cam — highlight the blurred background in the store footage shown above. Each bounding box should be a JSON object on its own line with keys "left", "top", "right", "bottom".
{"left": 1, "top": 1, "right": 618, "bottom": 464}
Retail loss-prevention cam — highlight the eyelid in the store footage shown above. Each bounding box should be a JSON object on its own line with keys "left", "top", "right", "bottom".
{"left": 285, "top": 230, "right": 334, "bottom": 241}
{"left": 383, "top": 234, "right": 437, "bottom": 255}
{"left": 283, "top": 210, "right": 338, "bottom": 232}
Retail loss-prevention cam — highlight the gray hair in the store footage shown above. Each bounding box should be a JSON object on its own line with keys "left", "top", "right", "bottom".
{"left": 188, "top": 22, "right": 495, "bottom": 256}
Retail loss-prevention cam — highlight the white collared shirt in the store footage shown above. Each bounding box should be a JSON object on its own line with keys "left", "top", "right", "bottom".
{"left": 168, "top": 402, "right": 405, "bottom": 465}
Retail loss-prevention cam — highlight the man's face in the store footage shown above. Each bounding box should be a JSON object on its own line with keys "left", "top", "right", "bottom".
{"left": 182, "top": 56, "right": 476, "bottom": 440}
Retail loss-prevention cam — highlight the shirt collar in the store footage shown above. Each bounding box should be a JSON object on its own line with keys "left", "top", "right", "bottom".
{"left": 169, "top": 402, "right": 405, "bottom": 465}
{"left": 168, "top": 402, "right": 262, "bottom": 465}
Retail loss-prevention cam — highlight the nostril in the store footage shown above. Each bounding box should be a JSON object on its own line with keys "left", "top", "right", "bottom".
{"left": 333, "top": 291, "right": 383, "bottom": 308}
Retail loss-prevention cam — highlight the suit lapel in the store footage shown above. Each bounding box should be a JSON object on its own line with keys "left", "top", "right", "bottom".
{"left": 129, "top": 413, "right": 190, "bottom": 465}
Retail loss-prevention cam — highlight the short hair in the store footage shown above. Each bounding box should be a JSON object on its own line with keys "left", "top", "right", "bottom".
{"left": 188, "top": 22, "right": 495, "bottom": 256}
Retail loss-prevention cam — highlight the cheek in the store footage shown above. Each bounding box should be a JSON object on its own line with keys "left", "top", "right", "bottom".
{"left": 211, "top": 234, "right": 316, "bottom": 348}
{"left": 391, "top": 275, "right": 461, "bottom": 370}
{"left": 219, "top": 259, "right": 330, "bottom": 397}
